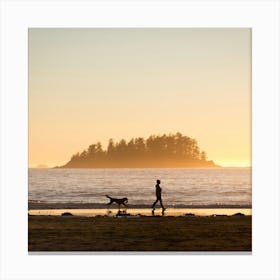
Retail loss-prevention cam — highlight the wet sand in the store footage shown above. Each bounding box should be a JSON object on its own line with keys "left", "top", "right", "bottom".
{"left": 28, "top": 215, "right": 251, "bottom": 252}
{"left": 28, "top": 207, "right": 252, "bottom": 217}
{"left": 28, "top": 201, "right": 252, "bottom": 209}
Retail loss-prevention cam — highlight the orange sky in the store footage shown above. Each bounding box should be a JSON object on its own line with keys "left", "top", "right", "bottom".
{"left": 29, "top": 28, "right": 251, "bottom": 167}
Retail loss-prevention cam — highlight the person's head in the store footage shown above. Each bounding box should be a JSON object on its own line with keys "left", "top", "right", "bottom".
{"left": 156, "top": 179, "right": 161, "bottom": 184}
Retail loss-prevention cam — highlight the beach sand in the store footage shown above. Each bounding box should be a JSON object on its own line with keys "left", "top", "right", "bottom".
{"left": 28, "top": 215, "right": 251, "bottom": 252}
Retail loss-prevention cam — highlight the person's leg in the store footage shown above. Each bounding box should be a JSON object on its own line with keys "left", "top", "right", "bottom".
{"left": 152, "top": 198, "right": 159, "bottom": 209}
{"left": 159, "top": 197, "right": 165, "bottom": 209}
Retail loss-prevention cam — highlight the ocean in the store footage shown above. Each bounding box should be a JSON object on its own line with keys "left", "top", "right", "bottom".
{"left": 28, "top": 167, "right": 251, "bottom": 208}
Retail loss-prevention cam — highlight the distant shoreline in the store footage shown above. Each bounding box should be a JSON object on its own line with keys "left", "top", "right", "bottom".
{"left": 29, "top": 166, "right": 251, "bottom": 169}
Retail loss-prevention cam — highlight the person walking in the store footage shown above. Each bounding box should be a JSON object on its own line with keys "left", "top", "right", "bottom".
{"left": 152, "top": 179, "right": 166, "bottom": 214}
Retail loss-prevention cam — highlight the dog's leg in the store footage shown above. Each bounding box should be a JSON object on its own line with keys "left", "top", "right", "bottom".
{"left": 106, "top": 195, "right": 113, "bottom": 206}
{"left": 107, "top": 197, "right": 113, "bottom": 205}
{"left": 106, "top": 198, "right": 113, "bottom": 216}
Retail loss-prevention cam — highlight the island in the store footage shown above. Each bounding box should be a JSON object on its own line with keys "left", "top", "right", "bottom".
{"left": 59, "top": 132, "right": 219, "bottom": 168}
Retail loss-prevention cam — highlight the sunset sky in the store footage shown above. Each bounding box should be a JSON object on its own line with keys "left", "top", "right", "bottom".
{"left": 29, "top": 28, "right": 251, "bottom": 167}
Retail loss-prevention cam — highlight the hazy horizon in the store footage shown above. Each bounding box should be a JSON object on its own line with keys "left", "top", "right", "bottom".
{"left": 29, "top": 28, "right": 251, "bottom": 168}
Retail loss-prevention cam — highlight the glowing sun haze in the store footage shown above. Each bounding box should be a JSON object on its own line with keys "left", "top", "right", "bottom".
{"left": 29, "top": 28, "right": 251, "bottom": 167}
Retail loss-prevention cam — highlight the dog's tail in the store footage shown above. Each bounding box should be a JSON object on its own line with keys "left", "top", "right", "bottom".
{"left": 105, "top": 194, "right": 111, "bottom": 199}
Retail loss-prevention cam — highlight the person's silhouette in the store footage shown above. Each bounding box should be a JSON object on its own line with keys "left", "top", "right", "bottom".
{"left": 152, "top": 179, "right": 166, "bottom": 214}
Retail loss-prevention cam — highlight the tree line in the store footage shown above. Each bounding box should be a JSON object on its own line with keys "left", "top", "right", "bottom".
{"left": 61, "top": 132, "right": 217, "bottom": 168}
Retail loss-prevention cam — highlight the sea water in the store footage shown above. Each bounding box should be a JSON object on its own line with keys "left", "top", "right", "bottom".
{"left": 28, "top": 168, "right": 251, "bottom": 208}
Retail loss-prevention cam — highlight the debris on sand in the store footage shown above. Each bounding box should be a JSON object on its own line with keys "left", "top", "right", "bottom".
{"left": 184, "top": 213, "right": 196, "bottom": 217}
{"left": 61, "top": 212, "right": 73, "bottom": 216}
{"left": 232, "top": 212, "right": 245, "bottom": 216}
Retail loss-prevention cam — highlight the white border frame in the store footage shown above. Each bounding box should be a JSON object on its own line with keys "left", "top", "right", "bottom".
{"left": 0, "top": 0, "right": 279, "bottom": 279}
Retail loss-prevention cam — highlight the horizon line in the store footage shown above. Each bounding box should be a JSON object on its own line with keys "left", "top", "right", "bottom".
{"left": 28, "top": 165, "right": 252, "bottom": 169}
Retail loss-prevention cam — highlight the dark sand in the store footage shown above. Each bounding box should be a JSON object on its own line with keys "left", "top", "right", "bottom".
{"left": 28, "top": 215, "right": 251, "bottom": 252}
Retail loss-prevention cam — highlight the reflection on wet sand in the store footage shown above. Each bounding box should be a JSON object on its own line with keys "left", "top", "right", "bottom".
{"left": 28, "top": 207, "right": 252, "bottom": 217}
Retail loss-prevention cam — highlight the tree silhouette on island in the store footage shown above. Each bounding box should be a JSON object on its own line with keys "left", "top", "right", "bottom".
{"left": 59, "top": 132, "right": 218, "bottom": 168}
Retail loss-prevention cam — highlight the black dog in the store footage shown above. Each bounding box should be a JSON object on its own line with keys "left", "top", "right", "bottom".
{"left": 105, "top": 195, "right": 128, "bottom": 209}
